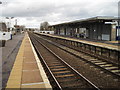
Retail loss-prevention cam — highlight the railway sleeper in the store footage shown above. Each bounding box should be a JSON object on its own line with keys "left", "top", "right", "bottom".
{"left": 53, "top": 71, "right": 72, "bottom": 76}
{"left": 58, "top": 78, "right": 80, "bottom": 83}
{"left": 111, "top": 70, "right": 120, "bottom": 73}
{"left": 53, "top": 70, "right": 71, "bottom": 74}
{"left": 49, "top": 64, "right": 66, "bottom": 68}
{"left": 100, "top": 64, "right": 113, "bottom": 67}
{"left": 51, "top": 68, "right": 68, "bottom": 71}
{"left": 55, "top": 74, "right": 74, "bottom": 78}
{"left": 105, "top": 67, "right": 118, "bottom": 70}
{"left": 94, "top": 62, "right": 107, "bottom": 65}
{"left": 60, "top": 80, "right": 90, "bottom": 88}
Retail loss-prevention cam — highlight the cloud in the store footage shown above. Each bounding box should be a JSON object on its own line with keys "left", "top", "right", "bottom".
{"left": 1, "top": 0, "right": 119, "bottom": 28}
{"left": 2, "top": 2, "right": 55, "bottom": 17}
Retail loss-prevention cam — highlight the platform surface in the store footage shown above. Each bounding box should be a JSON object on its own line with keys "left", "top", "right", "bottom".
{"left": 38, "top": 33, "right": 119, "bottom": 51}
{"left": 6, "top": 33, "right": 52, "bottom": 89}
{"left": 2, "top": 33, "right": 24, "bottom": 88}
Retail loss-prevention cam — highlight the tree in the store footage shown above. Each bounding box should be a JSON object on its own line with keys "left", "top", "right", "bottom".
{"left": 40, "top": 21, "right": 49, "bottom": 30}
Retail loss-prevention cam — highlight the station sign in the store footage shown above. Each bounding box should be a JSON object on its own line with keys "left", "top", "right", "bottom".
{"left": 104, "top": 22, "right": 117, "bottom": 24}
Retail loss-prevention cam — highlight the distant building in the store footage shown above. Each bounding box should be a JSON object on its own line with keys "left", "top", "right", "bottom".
{"left": 25, "top": 28, "right": 35, "bottom": 32}
{"left": 14, "top": 25, "right": 25, "bottom": 33}
{"left": 0, "top": 22, "right": 7, "bottom": 32}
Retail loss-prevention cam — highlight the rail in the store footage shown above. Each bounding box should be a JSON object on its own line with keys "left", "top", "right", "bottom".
{"left": 29, "top": 32, "right": 100, "bottom": 89}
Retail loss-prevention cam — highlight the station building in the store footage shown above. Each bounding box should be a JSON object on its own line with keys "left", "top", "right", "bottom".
{"left": 49, "top": 16, "right": 118, "bottom": 41}
{"left": 14, "top": 25, "right": 25, "bottom": 33}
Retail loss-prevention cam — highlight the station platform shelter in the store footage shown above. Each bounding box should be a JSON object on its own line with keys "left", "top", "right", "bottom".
{"left": 49, "top": 16, "right": 118, "bottom": 41}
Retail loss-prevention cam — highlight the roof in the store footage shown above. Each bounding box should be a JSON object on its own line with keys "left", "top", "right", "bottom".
{"left": 50, "top": 16, "right": 117, "bottom": 26}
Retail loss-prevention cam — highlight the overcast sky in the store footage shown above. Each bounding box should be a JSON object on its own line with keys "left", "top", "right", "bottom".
{"left": 0, "top": 0, "right": 119, "bottom": 28}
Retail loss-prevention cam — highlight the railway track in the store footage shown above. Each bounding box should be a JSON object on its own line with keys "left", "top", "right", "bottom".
{"left": 29, "top": 33, "right": 100, "bottom": 89}
{"left": 34, "top": 33, "right": 120, "bottom": 79}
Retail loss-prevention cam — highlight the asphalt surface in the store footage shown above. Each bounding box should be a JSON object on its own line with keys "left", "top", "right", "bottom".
{"left": 1, "top": 33, "right": 24, "bottom": 88}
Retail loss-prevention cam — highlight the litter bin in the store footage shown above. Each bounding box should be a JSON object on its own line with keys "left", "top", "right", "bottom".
{"left": 0, "top": 40, "right": 6, "bottom": 47}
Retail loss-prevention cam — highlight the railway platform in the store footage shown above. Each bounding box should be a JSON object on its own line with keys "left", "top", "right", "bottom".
{"left": 2, "top": 33, "right": 24, "bottom": 88}
{"left": 35, "top": 33, "right": 120, "bottom": 65}
{"left": 5, "top": 33, "right": 52, "bottom": 89}
{"left": 37, "top": 33, "right": 119, "bottom": 51}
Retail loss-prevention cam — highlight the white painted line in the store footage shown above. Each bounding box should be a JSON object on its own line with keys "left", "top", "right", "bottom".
{"left": 23, "top": 69, "right": 39, "bottom": 72}
{"left": 28, "top": 35, "right": 52, "bottom": 89}
{"left": 25, "top": 62, "right": 36, "bottom": 63}
{"left": 22, "top": 82, "right": 49, "bottom": 86}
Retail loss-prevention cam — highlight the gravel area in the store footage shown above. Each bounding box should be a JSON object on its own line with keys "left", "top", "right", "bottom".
{"left": 38, "top": 36, "right": 120, "bottom": 89}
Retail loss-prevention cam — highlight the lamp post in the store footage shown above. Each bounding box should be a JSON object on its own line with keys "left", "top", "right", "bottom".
{"left": 6, "top": 17, "right": 14, "bottom": 31}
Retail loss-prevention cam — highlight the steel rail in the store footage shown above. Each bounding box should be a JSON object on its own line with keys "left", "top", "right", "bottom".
{"left": 29, "top": 33, "right": 100, "bottom": 90}
{"left": 29, "top": 33, "right": 62, "bottom": 89}
{"left": 35, "top": 33, "right": 120, "bottom": 78}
